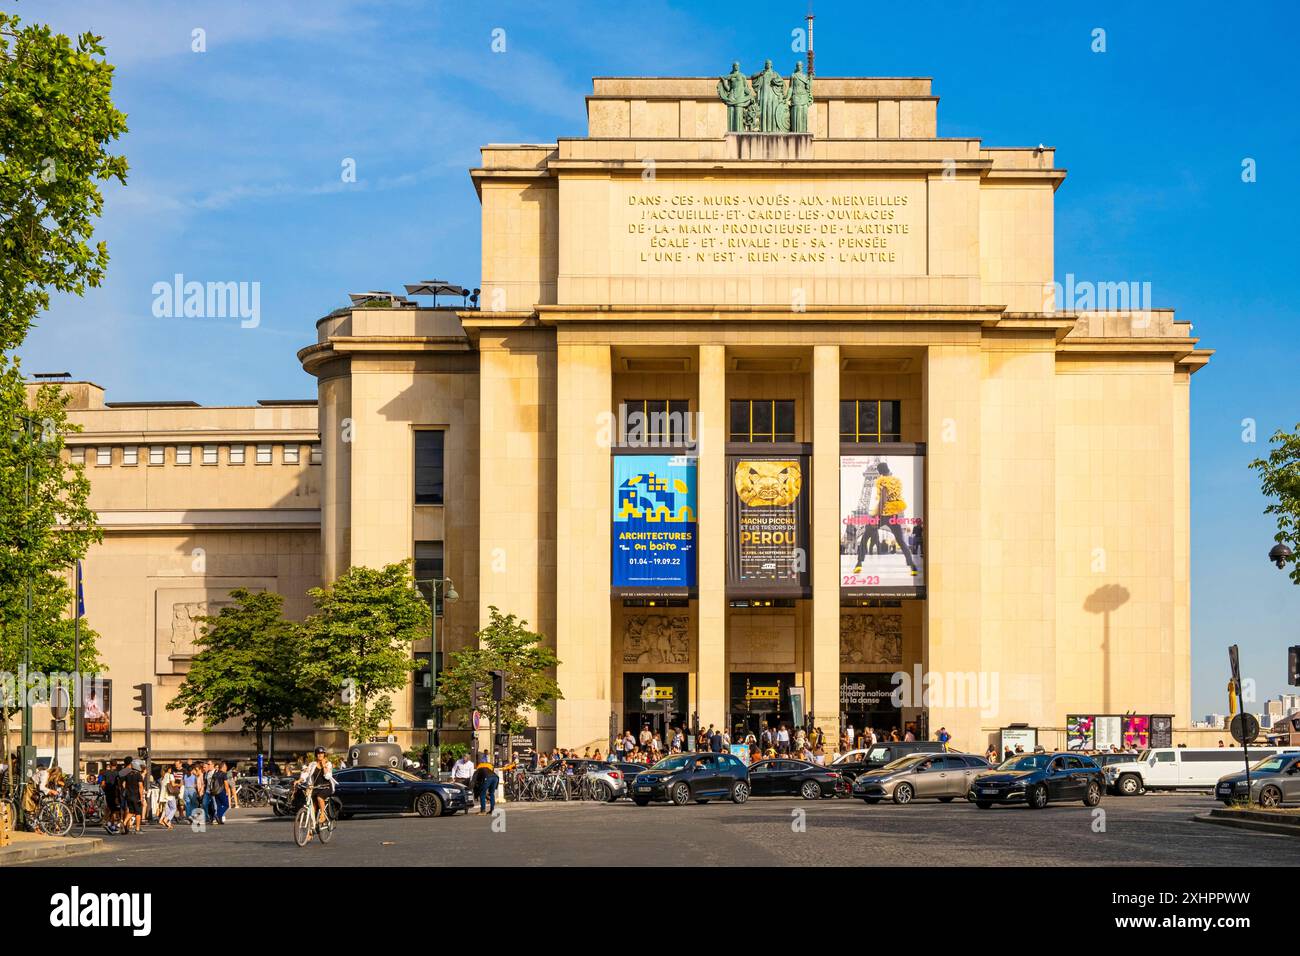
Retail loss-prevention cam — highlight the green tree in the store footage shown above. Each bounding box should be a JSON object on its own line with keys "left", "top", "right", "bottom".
{"left": 0, "top": 12, "right": 129, "bottom": 352}
{"left": 167, "top": 589, "right": 327, "bottom": 754}
{"left": 439, "top": 606, "right": 562, "bottom": 735}
{"left": 0, "top": 362, "right": 102, "bottom": 755}
{"left": 303, "top": 561, "right": 431, "bottom": 743}
{"left": 1250, "top": 423, "right": 1300, "bottom": 585}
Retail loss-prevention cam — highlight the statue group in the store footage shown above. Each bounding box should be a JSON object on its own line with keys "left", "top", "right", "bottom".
{"left": 717, "top": 59, "right": 813, "bottom": 134}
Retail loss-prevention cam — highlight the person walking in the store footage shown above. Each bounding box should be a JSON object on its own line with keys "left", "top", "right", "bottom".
{"left": 210, "top": 761, "right": 232, "bottom": 824}
{"left": 120, "top": 759, "right": 145, "bottom": 834}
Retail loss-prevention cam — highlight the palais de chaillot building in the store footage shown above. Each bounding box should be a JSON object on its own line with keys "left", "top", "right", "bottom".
{"left": 34, "top": 66, "right": 1210, "bottom": 760}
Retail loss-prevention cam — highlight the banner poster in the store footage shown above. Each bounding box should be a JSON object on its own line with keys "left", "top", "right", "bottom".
{"left": 82, "top": 678, "right": 112, "bottom": 743}
{"left": 1122, "top": 715, "right": 1151, "bottom": 750}
{"left": 612, "top": 454, "right": 697, "bottom": 592}
{"left": 1066, "top": 714, "right": 1095, "bottom": 750}
{"left": 727, "top": 455, "right": 810, "bottom": 594}
{"left": 839, "top": 451, "right": 925, "bottom": 597}
{"left": 999, "top": 726, "right": 1037, "bottom": 756}
{"left": 1094, "top": 716, "right": 1123, "bottom": 751}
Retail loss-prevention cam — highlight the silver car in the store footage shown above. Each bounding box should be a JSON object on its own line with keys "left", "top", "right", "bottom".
{"left": 852, "top": 752, "right": 989, "bottom": 805}
{"left": 1214, "top": 752, "right": 1300, "bottom": 807}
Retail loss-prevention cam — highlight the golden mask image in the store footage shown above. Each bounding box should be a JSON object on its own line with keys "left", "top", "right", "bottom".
{"left": 734, "top": 459, "right": 802, "bottom": 507}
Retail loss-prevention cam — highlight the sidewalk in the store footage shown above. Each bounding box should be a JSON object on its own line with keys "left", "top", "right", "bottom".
{"left": 0, "top": 829, "right": 105, "bottom": 865}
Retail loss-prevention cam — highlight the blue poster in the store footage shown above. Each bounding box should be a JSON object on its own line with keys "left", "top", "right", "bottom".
{"left": 612, "top": 455, "right": 697, "bottom": 589}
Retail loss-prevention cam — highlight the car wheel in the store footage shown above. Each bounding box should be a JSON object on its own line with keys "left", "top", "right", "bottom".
{"left": 938, "top": 796, "right": 955, "bottom": 803}
{"left": 892, "top": 783, "right": 914, "bottom": 805}
{"left": 800, "top": 780, "right": 821, "bottom": 800}
{"left": 670, "top": 782, "right": 691, "bottom": 806}
{"left": 1259, "top": 786, "right": 1282, "bottom": 809}
{"left": 1027, "top": 784, "right": 1048, "bottom": 809}
{"left": 415, "top": 792, "right": 443, "bottom": 818}
{"left": 731, "top": 781, "right": 751, "bottom": 804}
{"left": 862, "top": 797, "right": 881, "bottom": 804}
{"left": 975, "top": 801, "right": 992, "bottom": 809}
{"left": 1083, "top": 781, "right": 1102, "bottom": 807}
{"left": 633, "top": 798, "right": 650, "bottom": 807}
{"left": 591, "top": 781, "right": 613, "bottom": 803}
{"left": 1117, "top": 774, "right": 1141, "bottom": 796}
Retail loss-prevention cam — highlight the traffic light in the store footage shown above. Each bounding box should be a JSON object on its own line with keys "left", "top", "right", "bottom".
{"left": 132, "top": 682, "right": 153, "bottom": 717}
{"left": 490, "top": 670, "right": 506, "bottom": 702}
{"left": 470, "top": 681, "right": 485, "bottom": 711}
{"left": 1289, "top": 645, "right": 1300, "bottom": 686}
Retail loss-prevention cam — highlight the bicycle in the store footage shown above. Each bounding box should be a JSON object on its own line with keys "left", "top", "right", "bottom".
{"left": 293, "top": 784, "right": 335, "bottom": 847}
{"left": 35, "top": 792, "right": 75, "bottom": 837}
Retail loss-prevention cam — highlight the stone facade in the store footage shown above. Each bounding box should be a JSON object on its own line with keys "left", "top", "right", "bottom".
{"left": 26, "top": 74, "right": 1210, "bottom": 759}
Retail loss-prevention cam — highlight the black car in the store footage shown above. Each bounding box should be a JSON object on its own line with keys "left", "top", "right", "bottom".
{"left": 967, "top": 752, "right": 1104, "bottom": 810}
{"left": 332, "top": 767, "right": 470, "bottom": 817}
{"left": 829, "top": 741, "right": 951, "bottom": 783}
{"left": 749, "top": 759, "right": 847, "bottom": 799}
{"left": 630, "top": 752, "right": 751, "bottom": 806}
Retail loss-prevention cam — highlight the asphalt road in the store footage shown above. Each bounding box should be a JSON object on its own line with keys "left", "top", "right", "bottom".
{"left": 20, "top": 791, "right": 1295, "bottom": 867}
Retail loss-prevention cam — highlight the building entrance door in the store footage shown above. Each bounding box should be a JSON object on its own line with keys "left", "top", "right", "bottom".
{"left": 729, "top": 672, "right": 795, "bottom": 742}
{"left": 622, "top": 673, "right": 687, "bottom": 744}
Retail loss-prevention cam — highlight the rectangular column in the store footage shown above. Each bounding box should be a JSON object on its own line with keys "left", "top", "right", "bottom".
{"left": 811, "top": 345, "right": 841, "bottom": 745}
{"left": 555, "top": 341, "right": 612, "bottom": 748}
{"left": 696, "top": 344, "right": 727, "bottom": 731}
{"left": 924, "top": 343, "right": 984, "bottom": 751}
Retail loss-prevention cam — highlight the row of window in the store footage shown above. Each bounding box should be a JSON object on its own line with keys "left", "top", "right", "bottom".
{"left": 619, "top": 399, "right": 904, "bottom": 444}
{"left": 71, "top": 443, "right": 321, "bottom": 467}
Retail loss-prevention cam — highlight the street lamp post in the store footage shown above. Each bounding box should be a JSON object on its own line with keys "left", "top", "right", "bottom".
{"left": 415, "top": 576, "right": 458, "bottom": 777}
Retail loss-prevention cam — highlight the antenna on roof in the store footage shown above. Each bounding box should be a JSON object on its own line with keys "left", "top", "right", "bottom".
{"left": 806, "top": 1, "right": 815, "bottom": 78}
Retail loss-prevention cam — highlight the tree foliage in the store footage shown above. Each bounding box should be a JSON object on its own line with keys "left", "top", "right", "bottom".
{"left": 302, "top": 561, "right": 431, "bottom": 744}
{"left": 1250, "top": 423, "right": 1300, "bottom": 585}
{"left": 166, "top": 589, "right": 327, "bottom": 753}
{"left": 0, "top": 12, "right": 129, "bottom": 351}
{"left": 439, "top": 606, "right": 562, "bottom": 735}
{"left": 0, "top": 359, "right": 102, "bottom": 720}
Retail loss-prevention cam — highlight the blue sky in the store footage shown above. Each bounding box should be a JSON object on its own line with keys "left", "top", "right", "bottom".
{"left": 15, "top": 0, "right": 1300, "bottom": 718}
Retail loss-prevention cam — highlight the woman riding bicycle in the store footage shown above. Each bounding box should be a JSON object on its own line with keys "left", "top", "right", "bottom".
{"left": 295, "top": 747, "right": 335, "bottom": 823}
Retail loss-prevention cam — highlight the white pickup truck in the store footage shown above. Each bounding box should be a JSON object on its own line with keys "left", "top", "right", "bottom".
{"left": 1104, "top": 745, "right": 1299, "bottom": 795}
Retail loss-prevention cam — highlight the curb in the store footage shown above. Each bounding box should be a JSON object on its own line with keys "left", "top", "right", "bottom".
{"left": 1192, "top": 812, "right": 1300, "bottom": 838}
{"left": 0, "top": 835, "right": 106, "bottom": 865}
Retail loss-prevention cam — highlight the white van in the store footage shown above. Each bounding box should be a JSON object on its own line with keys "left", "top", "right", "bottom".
{"left": 1104, "top": 746, "right": 1300, "bottom": 794}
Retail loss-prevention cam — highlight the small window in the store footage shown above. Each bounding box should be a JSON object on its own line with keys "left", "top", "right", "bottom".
{"left": 122, "top": 446, "right": 138, "bottom": 466}
{"left": 728, "top": 400, "right": 795, "bottom": 442}
{"left": 840, "top": 400, "right": 903, "bottom": 442}
{"left": 414, "top": 431, "right": 444, "bottom": 504}
{"left": 228, "top": 444, "right": 245, "bottom": 465}
{"left": 176, "top": 446, "right": 192, "bottom": 465}
{"left": 1154, "top": 751, "right": 1175, "bottom": 763}
{"left": 256, "top": 444, "right": 272, "bottom": 465}
{"left": 414, "top": 540, "right": 445, "bottom": 614}
{"left": 283, "top": 444, "right": 300, "bottom": 465}
{"left": 202, "top": 444, "right": 218, "bottom": 465}
{"left": 309, "top": 443, "right": 322, "bottom": 465}
{"left": 149, "top": 446, "right": 164, "bottom": 466}
{"left": 96, "top": 447, "right": 112, "bottom": 466}
{"left": 70, "top": 447, "right": 86, "bottom": 465}
{"left": 619, "top": 399, "right": 692, "bottom": 446}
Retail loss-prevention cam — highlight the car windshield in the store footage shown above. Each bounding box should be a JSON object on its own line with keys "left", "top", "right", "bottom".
{"left": 830, "top": 751, "right": 863, "bottom": 765}
{"left": 1250, "top": 756, "right": 1290, "bottom": 773}
{"left": 1136, "top": 750, "right": 1152, "bottom": 762}
{"left": 865, "top": 747, "right": 894, "bottom": 763}
{"left": 650, "top": 755, "right": 695, "bottom": 772}
{"left": 997, "top": 754, "right": 1052, "bottom": 772}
